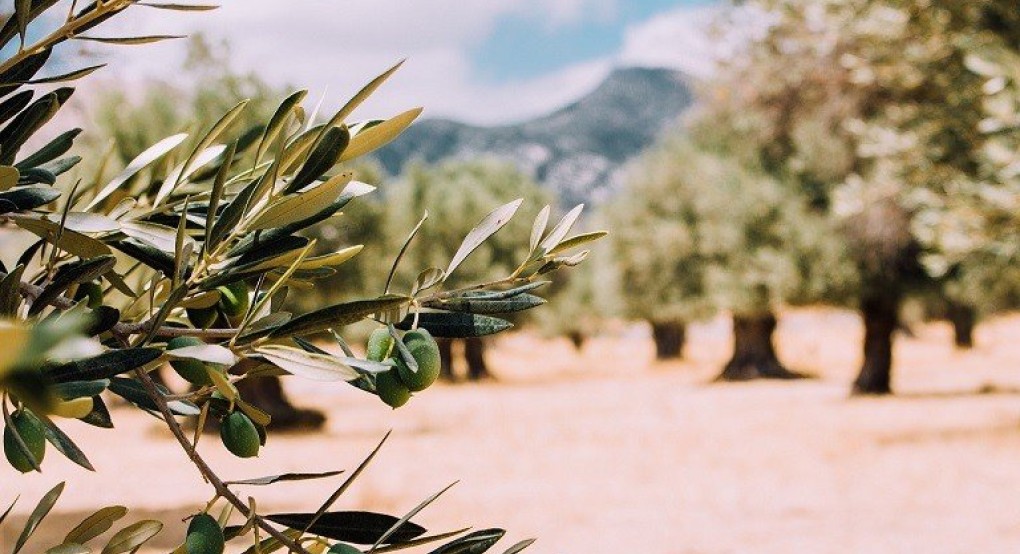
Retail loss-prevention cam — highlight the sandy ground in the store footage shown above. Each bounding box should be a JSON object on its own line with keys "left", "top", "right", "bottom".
{"left": 3, "top": 308, "right": 1020, "bottom": 553}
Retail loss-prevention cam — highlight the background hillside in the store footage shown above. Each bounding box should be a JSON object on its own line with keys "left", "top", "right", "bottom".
{"left": 375, "top": 67, "right": 695, "bottom": 206}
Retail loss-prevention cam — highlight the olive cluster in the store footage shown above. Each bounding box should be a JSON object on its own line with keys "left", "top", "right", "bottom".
{"left": 367, "top": 327, "right": 441, "bottom": 408}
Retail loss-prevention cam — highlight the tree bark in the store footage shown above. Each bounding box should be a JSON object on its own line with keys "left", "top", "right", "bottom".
{"left": 437, "top": 338, "right": 455, "bottom": 381}
{"left": 464, "top": 337, "right": 491, "bottom": 381}
{"left": 717, "top": 313, "right": 803, "bottom": 381}
{"left": 946, "top": 301, "right": 976, "bottom": 349}
{"left": 567, "top": 330, "right": 586, "bottom": 351}
{"left": 650, "top": 320, "right": 686, "bottom": 360}
{"left": 234, "top": 377, "right": 325, "bottom": 431}
{"left": 852, "top": 291, "right": 900, "bottom": 395}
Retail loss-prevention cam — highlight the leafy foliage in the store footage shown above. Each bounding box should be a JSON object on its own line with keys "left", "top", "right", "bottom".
{"left": 608, "top": 135, "right": 849, "bottom": 323}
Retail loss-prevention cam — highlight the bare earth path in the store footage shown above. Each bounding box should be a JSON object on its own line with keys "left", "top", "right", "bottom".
{"left": 3, "top": 309, "right": 1020, "bottom": 553}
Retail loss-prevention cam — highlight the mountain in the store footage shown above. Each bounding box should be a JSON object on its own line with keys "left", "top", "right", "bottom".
{"left": 375, "top": 66, "right": 696, "bottom": 206}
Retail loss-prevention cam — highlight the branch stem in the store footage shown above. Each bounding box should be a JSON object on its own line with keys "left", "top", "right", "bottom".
{"left": 133, "top": 368, "right": 311, "bottom": 554}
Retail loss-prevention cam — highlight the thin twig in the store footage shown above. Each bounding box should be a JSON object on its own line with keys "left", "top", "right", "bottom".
{"left": 133, "top": 368, "right": 312, "bottom": 554}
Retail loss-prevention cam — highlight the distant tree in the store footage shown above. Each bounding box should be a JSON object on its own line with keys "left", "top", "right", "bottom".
{"left": 535, "top": 240, "right": 615, "bottom": 351}
{"left": 387, "top": 159, "right": 554, "bottom": 380}
{"left": 702, "top": 0, "right": 1020, "bottom": 393}
{"left": 610, "top": 135, "right": 847, "bottom": 376}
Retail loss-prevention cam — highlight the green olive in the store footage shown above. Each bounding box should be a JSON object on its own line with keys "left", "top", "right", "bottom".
{"left": 73, "top": 281, "right": 104, "bottom": 309}
{"left": 187, "top": 307, "right": 219, "bottom": 329}
{"left": 3, "top": 410, "right": 46, "bottom": 473}
{"left": 375, "top": 368, "right": 410, "bottom": 409}
{"left": 217, "top": 282, "right": 250, "bottom": 319}
{"left": 394, "top": 329, "right": 441, "bottom": 392}
{"left": 220, "top": 411, "right": 260, "bottom": 458}
{"left": 185, "top": 513, "right": 225, "bottom": 554}
{"left": 167, "top": 336, "right": 213, "bottom": 386}
{"left": 366, "top": 328, "right": 394, "bottom": 362}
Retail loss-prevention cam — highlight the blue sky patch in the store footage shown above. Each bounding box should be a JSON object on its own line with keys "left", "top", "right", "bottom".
{"left": 472, "top": 0, "right": 716, "bottom": 82}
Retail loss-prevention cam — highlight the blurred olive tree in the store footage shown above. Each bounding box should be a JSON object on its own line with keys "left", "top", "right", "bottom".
{"left": 700, "top": 0, "right": 1019, "bottom": 393}
{"left": 610, "top": 135, "right": 849, "bottom": 377}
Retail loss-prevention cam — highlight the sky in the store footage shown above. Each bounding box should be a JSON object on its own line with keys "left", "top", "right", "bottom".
{"left": 80, "top": 0, "right": 723, "bottom": 125}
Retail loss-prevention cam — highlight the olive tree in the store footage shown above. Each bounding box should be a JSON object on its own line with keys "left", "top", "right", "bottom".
{"left": 702, "top": 0, "right": 1018, "bottom": 393}
{"left": 0, "top": 2, "right": 600, "bottom": 553}
{"left": 610, "top": 134, "right": 845, "bottom": 377}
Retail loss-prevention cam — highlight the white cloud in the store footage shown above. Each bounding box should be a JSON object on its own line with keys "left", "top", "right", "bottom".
{"left": 85, "top": 1, "right": 755, "bottom": 125}
{"left": 617, "top": 5, "right": 724, "bottom": 78}
{"left": 89, "top": 0, "right": 623, "bottom": 125}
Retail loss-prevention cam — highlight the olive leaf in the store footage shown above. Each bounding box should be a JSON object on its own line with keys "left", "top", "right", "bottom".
{"left": 224, "top": 470, "right": 344, "bottom": 487}
{"left": 446, "top": 199, "right": 522, "bottom": 279}
{"left": 64, "top": 506, "right": 129, "bottom": 546}
{"left": 265, "top": 511, "right": 426, "bottom": 545}
{"left": 396, "top": 312, "right": 513, "bottom": 338}
{"left": 426, "top": 529, "right": 506, "bottom": 554}
{"left": 341, "top": 108, "right": 423, "bottom": 161}
{"left": 12, "top": 482, "right": 65, "bottom": 554}
{"left": 267, "top": 295, "right": 409, "bottom": 339}
{"left": 86, "top": 133, "right": 188, "bottom": 211}
{"left": 255, "top": 345, "right": 359, "bottom": 382}
{"left": 100, "top": 520, "right": 163, "bottom": 554}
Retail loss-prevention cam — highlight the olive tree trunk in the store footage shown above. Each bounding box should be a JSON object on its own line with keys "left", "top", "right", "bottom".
{"left": 235, "top": 377, "right": 325, "bottom": 431}
{"left": 852, "top": 291, "right": 900, "bottom": 395}
{"left": 567, "top": 330, "right": 586, "bottom": 351}
{"left": 650, "top": 320, "right": 686, "bottom": 360}
{"left": 437, "top": 337, "right": 455, "bottom": 381}
{"left": 946, "top": 301, "right": 976, "bottom": 349}
{"left": 465, "top": 337, "right": 491, "bottom": 381}
{"left": 717, "top": 313, "right": 803, "bottom": 381}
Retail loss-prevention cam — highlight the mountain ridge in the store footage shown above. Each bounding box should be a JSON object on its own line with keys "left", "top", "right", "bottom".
{"left": 375, "top": 66, "right": 696, "bottom": 206}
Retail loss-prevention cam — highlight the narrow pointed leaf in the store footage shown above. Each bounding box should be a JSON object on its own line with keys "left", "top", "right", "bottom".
{"left": 45, "top": 348, "right": 163, "bottom": 383}
{"left": 427, "top": 529, "right": 506, "bottom": 554}
{"left": 396, "top": 312, "right": 512, "bottom": 338}
{"left": 39, "top": 416, "right": 94, "bottom": 471}
{"left": 539, "top": 204, "right": 584, "bottom": 252}
{"left": 445, "top": 199, "right": 522, "bottom": 278}
{"left": 422, "top": 294, "right": 546, "bottom": 314}
{"left": 268, "top": 296, "right": 409, "bottom": 339}
{"left": 86, "top": 133, "right": 188, "bottom": 210}
{"left": 100, "top": 520, "right": 162, "bottom": 554}
{"left": 74, "top": 35, "right": 183, "bottom": 45}
{"left": 224, "top": 470, "right": 344, "bottom": 487}
{"left": 24, "top": 64, "right": 106, "bottom": 84}
{"left": 529, "top": 205, "right": 550, "bottom": 253}
{"left": 265, "top": 511, "right": 426, "bottom": 545}
{"left": 249, "top": 172, "right": 353, "bottom": 231}
{"left": 255, "top": 345, "right": 359, "bottom": 381}
{"left": 340, "top": 108, "right": 422, "bottom": 161}
{"left": 12, "top": 482, "right": 65, "bottom": 554}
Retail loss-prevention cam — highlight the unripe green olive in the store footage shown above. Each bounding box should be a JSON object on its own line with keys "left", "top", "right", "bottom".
{"left": 187, "top": 307, "right": 219, "bottom": 329}
{"left": 366, "top": 328, "right": 394, "bottom": 362}
{"left": 185, "top": 513, "right": 225, "bottom": 554}
{"left": 394, "top": 329, "right": 441, "bottom": 392}
{"left": 217, "top": 282, "right": 250, "bottom": 319}
{"left": 167, "top": 336, "right": 213, "bottom": 386}
{"left": 220, "top": 411, "right": 260, "bottom": 458}
{"left": 73, "top": 281, "right": 104, "bottom": 309}
{"left": 375, "top": 368, "right": 410, "bottom": 409}
{"left": 3, "top": 410, "right": 46, "bottom": 473}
